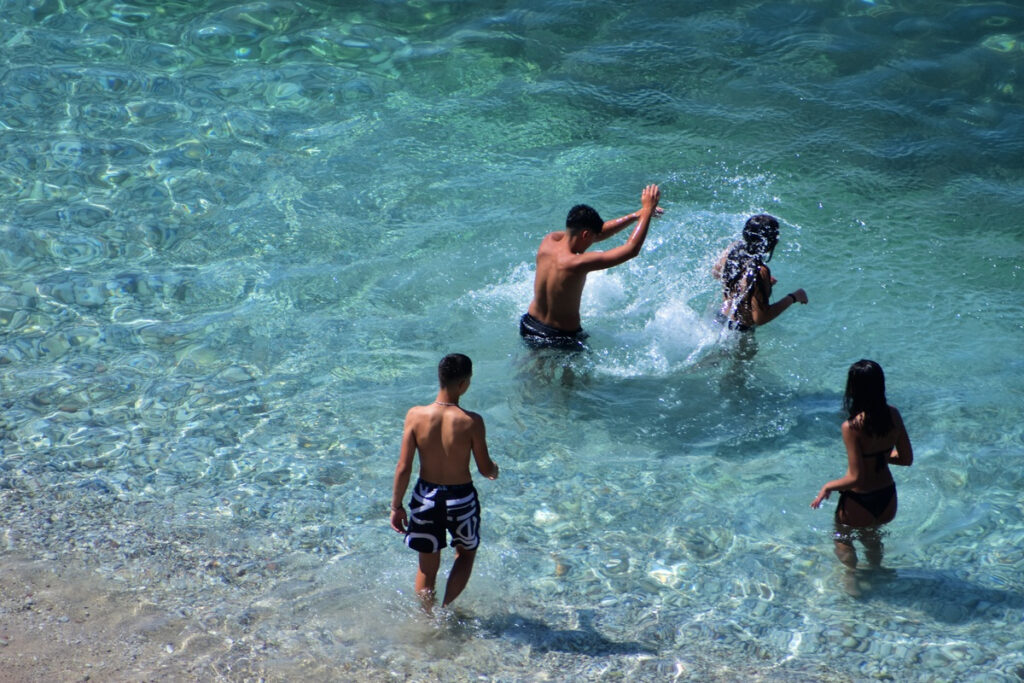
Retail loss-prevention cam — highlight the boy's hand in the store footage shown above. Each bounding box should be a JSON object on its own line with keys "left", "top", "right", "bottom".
{"left": 641, "top": 183, "right": 660, "bottom": 213}
{"left": 390, "top": 506, "right": 407, "bottom": 533}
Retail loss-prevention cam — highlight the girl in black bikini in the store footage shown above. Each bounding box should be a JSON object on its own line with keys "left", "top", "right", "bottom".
{"left": 811, "top": 360, "right": 914, "bottom": 569}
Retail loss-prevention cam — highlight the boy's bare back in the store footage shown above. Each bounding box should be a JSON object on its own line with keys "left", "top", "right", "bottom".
{"left": 403, "top": 403, "right": 496, "bottom": 485}
{"left": 528, "top": 232, "right": 590, "bottom": 332}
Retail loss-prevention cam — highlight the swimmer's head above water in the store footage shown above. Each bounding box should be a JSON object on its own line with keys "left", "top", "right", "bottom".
{"left": 741, "top": 213, "right": 780, "bottom": 261}
{"left": 720, "top": 213, "right": 780, "bottom": 287}
{"left": 438, "top": 353, "right": 472, "bottom": 387}
{"left": 566, "top": 204, "right": 604, "bottom": 237}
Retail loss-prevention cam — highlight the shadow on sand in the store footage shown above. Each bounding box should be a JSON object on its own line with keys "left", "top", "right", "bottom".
{"left": 477, "top": 609, "right": 655, "bottom": 656}
{"left": 848, "top": 566, "right": 1024, "bottom": 624}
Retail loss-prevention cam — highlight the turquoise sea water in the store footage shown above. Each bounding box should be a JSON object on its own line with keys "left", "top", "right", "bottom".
{"left": 1, "top": 0, "right": 1022, "bottom": 679}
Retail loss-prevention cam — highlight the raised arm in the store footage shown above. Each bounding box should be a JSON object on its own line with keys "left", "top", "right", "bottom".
{"left": 389, "top": 412, "right": 417, "bottom": 532}
{"left": 888, "top": 407, "right": 913, "bottom": 467}
{"left": 569, "top": 184, "right": 661, "bottom": 272}
{"left": 811, "top": 421, "right": 864, "bottom": 508}
{"left": 595, "top": 205, "right": 664, "bottom": 242}
{"left": 470, "top": 414, "right": 499, "bottom": 480}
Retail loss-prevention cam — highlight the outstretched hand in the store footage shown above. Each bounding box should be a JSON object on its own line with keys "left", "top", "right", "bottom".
{"left": 791, "top": 288, "right": 809, "bottom": 304}
{"left": 810, "top": 487, "right": 830, "bottom": 509}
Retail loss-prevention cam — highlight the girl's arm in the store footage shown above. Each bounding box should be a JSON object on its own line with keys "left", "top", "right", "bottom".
{"left": 811, "top": 421, "right": 863, "bottom": 508}
{"left": 749, "top": 266, "right": 807, "bottom": 325}
{"left": 888, "top": 407, "right": 914, "bottom": 466}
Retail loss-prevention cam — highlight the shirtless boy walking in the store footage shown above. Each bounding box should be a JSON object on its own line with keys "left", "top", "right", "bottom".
{"left": 520, "top": 184, "right": 662, "bottom": 349}
{"left": 389, "top": 353, "right": 499, "bottom": 610}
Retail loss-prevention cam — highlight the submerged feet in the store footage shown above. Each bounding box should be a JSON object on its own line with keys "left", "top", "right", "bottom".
{"left": 833, "top": 532, "right": 891, "bottom": 597}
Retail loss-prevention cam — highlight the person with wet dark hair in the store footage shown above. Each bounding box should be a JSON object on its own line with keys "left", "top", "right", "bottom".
{"left": 390, "top": 353, "right": 499, "bottom": 612}
{"left": 712, "top": 213, "right": 807, "bottom": 332}
{"left": 565, "top": 204, "right": 604, "bottom": 236}
{"left": 811, "top": 360, "right": 914, "bottom": 570}
{"left": 520, "top": 184, "right": 662, "bottom": 350}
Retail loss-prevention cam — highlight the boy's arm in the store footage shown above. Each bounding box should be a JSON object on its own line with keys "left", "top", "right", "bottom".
{"left": 569, "top": 184, "right": 661, "bottom": 272}
{"left": 469, "top": 414, "right": 498, "bottom": 480}
{"left": 595, "top": 206, "right": 664, "bottom": 242}
{"left": 390, "top": 412, "right": 417, "bottom": 533}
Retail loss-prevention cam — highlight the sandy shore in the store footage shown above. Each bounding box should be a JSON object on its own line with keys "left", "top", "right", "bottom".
{"left": 0, "top": 553, "right": 267, "bottom": 682}
{"left": 0, "top": 550, "right": 421, "bottom": 682}
{"left": 3, "top": 554, "right": 191, "bottom": 681}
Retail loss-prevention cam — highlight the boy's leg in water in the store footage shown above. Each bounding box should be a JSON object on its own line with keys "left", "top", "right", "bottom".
{"left": 442, "top": 546, "right": 476, "bottom": 607}
{"left": 416, "top": 551, "right": 441, "bottom": 611}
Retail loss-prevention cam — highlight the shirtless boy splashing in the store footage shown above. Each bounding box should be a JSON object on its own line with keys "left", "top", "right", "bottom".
{"left": 390, "top": 354, "right": 499, "bottom": 611}
{"left": 520, "top": 184, "right": 662, "bottom": 349}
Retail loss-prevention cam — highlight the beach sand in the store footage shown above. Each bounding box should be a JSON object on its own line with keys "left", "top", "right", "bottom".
{"left": 0, "top": 550, "right": 414, "bottom": 682}
{"left": 0, "top": 553, "right": 261, "bottom": 682}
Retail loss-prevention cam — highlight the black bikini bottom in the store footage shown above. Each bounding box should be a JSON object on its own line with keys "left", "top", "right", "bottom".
{"left": 714, "top": 311, "right": 753, "bottom": 333}
{"left": 836, "top": 483, "right": 897, "bottom": 522}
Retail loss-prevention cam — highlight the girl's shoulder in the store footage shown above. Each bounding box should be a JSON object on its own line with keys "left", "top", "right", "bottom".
{"left": 888, "top": 404, "right": 905, "bottom": 426}
{"left": 843, "top": 412, "right": 866, "bottom": 432}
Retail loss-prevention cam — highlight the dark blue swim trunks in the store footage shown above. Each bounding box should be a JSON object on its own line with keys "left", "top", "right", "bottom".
{"left": 405, "top": 478, "right": 481, "bottom": 553}
{"left": 519, "top": 312, "right": 589, "bottom": 350}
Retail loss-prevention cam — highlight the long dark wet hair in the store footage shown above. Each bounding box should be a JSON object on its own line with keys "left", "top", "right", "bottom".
{"left": 843, "top": 359, "right": 894, "bottom": 437}
{"left": 721, "top": 214, "right": 780, "bottom": 303}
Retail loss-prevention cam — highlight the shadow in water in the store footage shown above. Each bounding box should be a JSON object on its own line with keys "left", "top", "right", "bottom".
{"left": 477, "top": 609, "right": 655, "bottom": 656}
{"left": 851, "top": 567, "right": 1024, "bottom": 624}
{"left": 514, "top": 344, "right": 593, "bottom": 392}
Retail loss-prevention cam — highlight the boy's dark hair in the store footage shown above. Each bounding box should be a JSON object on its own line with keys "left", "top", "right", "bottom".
{"left": 566, "top": 204, "right": 604, "bottom": 236}
{"left": 438, "top": 353, "right": 472, "bottom": 386}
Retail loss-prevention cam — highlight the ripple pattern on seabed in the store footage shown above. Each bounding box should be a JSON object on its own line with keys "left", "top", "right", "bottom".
{"left": 1, "top": 0, "right": 1023, "bottom": 679}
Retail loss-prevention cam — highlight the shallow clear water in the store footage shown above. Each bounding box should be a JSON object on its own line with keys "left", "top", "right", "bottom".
{"left": 1, "top": 0, "right": 1022, "bottom": 679}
